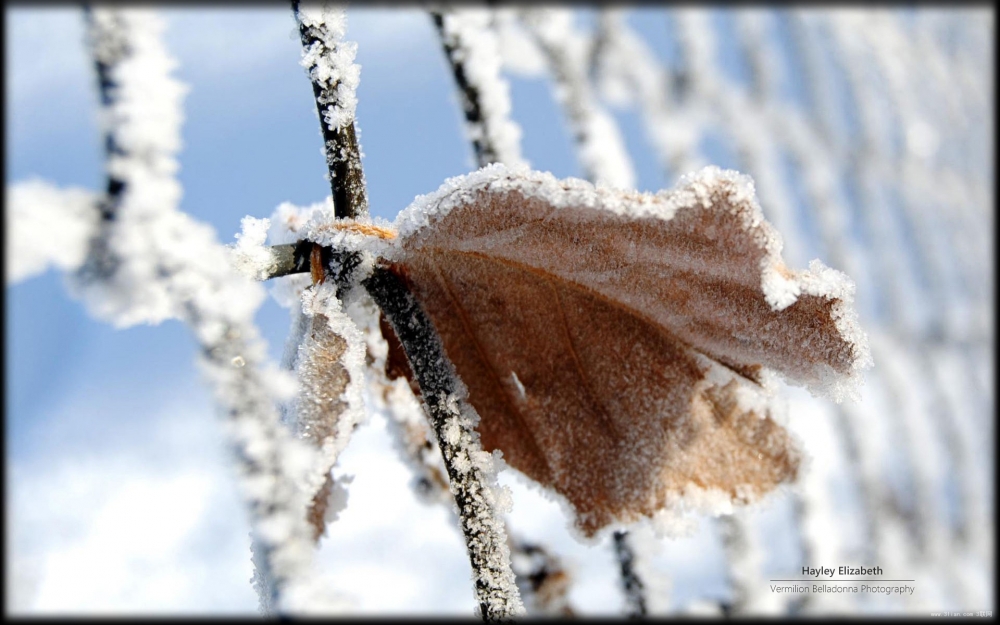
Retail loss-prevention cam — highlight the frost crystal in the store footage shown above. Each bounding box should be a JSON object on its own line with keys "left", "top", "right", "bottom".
{"left": 230, "top": 216, "right": 277, "bottom": 281}
{"left": 297, "top": 3, "right": 360, "bottom": 131}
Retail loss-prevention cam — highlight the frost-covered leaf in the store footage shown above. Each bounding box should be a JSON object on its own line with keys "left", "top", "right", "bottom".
{"left": 292, "top": 280, "right": 366, "bottom": 541}
{"left": 384, "top": 164, "right": 871, "bottom": 537}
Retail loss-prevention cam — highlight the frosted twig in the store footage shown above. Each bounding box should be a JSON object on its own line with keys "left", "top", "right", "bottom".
{"left": 718, "top": 513, "right": 779, "bottom": 615}
{"left": 73, "top": 7, "right": 333, "bottom": 614}
{"left": 293, "top": 0, "right": 367, "bottom": 221}
{"left": 508, "top": 538, "right": 575, "bottom": 616}
{"left": 364, "top": 265, "right": 524, "bottom": 620}
{"left": 591, "top": 9, "right": 703, "bottom": 179}
{"left": 430, "top": 7, "right": 527, "bottom": 169}
{"left": 612, "top": 531, "right": 647, "bottom": 617}
{"left": 287, "top": 3, "right": 373, "bottom": 546}
{"left": 519, "top": 8, "right": 635, "bottom": 189}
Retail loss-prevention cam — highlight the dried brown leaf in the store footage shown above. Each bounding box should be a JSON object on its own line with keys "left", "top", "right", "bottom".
{"left": 292, "top": 282, "right": 366, "bottom": 541}
{"left": 296, "top": 311, "right": 349, "bottom": 541}
{"left": 387, "top": 165, "right": 871, "bottom": 536}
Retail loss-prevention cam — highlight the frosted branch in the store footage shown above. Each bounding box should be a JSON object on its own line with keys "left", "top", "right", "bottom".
{"left": 508, "top": 537, "right": 575, "bottom": 616}
{"left": 591, "top": 9, "right": 704, "bottom": 179}
{"left": 71, "top": 8, "right": 335, "bottom": 614}
{"left": 519, "top": 8, "right": 635, "bottom": 189}
{"left": 5, "top": 180, "right": 100, "bottom": 284}
{"left": 431, "top": 8, "right": 528, "bottom": 169}
{"left": 74, "top": 6, "right": 189, "bottom": 326}
{"left": 364, "top": 265, "right": 524, "bottom": 620}
{"left": 612, "top": 531, "right": 647, "bottom": 617}
{"left": 292, "top": 0, "right": 368, "bottom": 220}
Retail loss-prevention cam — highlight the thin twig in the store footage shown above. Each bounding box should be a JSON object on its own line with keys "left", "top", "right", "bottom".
{"left": 283, "top": 2, "right": 376, "bottom": 558}
{"left": 292, "top": 0, "right": 367, "bottom": 220}
{"left": 79, "top": 7, "right": 328, "bottom": 613}
{"left": 430, "top": 8, "right": 526, "bottom": 169}
{"left": 613, "top": 530, "right": 647, "bottom": 617}
{"left": 520, "top": 7, "right": 635, "bottom": 189}
{"left": 364, "top": 265, "right": 524, "bottom": 620}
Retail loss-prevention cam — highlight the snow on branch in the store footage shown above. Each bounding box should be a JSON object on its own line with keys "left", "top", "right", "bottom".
{"left": 519, "top": 8, "right": 635, "bottom": 189}
{"left": 64, "top": 8, "right": 338, "bottom": 614}
{"left": 430, "top": 7, "right": 527, "bottom": 169}
{"left": 73, "top": 6, "right": 191, "bottom": 326}
{"left": 286, "top": 8, "right": 529, "bottom": 616}
{"left": 5, "top": 180, "right": 100, "bottom": 284}
{"left": 364, "top": 265, "right": 525, "bottom": 619}
{"left": 612, "top": 530, "right": 647, "bottom": 617}
{"left": 508, "top": 537, "right": 575, "bottom": 616}
{"left": 279, "top": 5, "right": 377, "bottom": 550}
{"left": 591, "top": 9, "right": 705, "bottom": 179}
{"left": 293, "top": 0, "right": 367, "bottom": 221}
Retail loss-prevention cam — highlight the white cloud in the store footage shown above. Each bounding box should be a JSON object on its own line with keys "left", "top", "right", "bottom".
{"left": 7, "top": 396, "right": 258, "bottom": 614}
{"left": 6, "top": 380, "right": 481, "bottom": 615}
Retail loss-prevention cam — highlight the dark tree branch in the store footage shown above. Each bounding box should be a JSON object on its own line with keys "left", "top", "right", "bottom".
{"left": 79, "top": 5, "right": 131, "bottom": 282}
{"left": 267, "top": 241, "right": 314, "bottom": 279}
{"left": 364, "top": 265, "right": 523, "bottom": 620}
{"left": 431, "top": 9, "right": 497, "bottom": 169}
{"left": 83, "top": 4, "right": 129, "bottom": 218}
{"left": 613, "top": 530, "right": 647, "bottom": 618}
{"left": 292, "top": 0, "right": 368, "bottom": 220}
{"left": 509, "top": 538, "right": 575, "bottom": 616}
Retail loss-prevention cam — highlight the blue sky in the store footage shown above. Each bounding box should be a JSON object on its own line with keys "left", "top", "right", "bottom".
{"left": 5, "top": 6, "right": 878, "bottom": 615}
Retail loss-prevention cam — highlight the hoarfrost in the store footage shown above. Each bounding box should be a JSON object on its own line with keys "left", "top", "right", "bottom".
{"left": 435, "top": 9, "right": 527, "bottom": 169}
{"left": 520, "top": 8, "right": 636, "bottom": 189}
{"left": 434, "top": 385, "right": 525, "bottom": 617}
{"left": 493, "top": 9, "right": 547, "bottom": 77}
{"left": 230, "top": 216, "right": 277, "bottom": 281}
{"left": 6, "top": 179, "right": 99, "bottom": 284}
{"left": 296, "top": 3, "right": 360, "bottom": 131}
